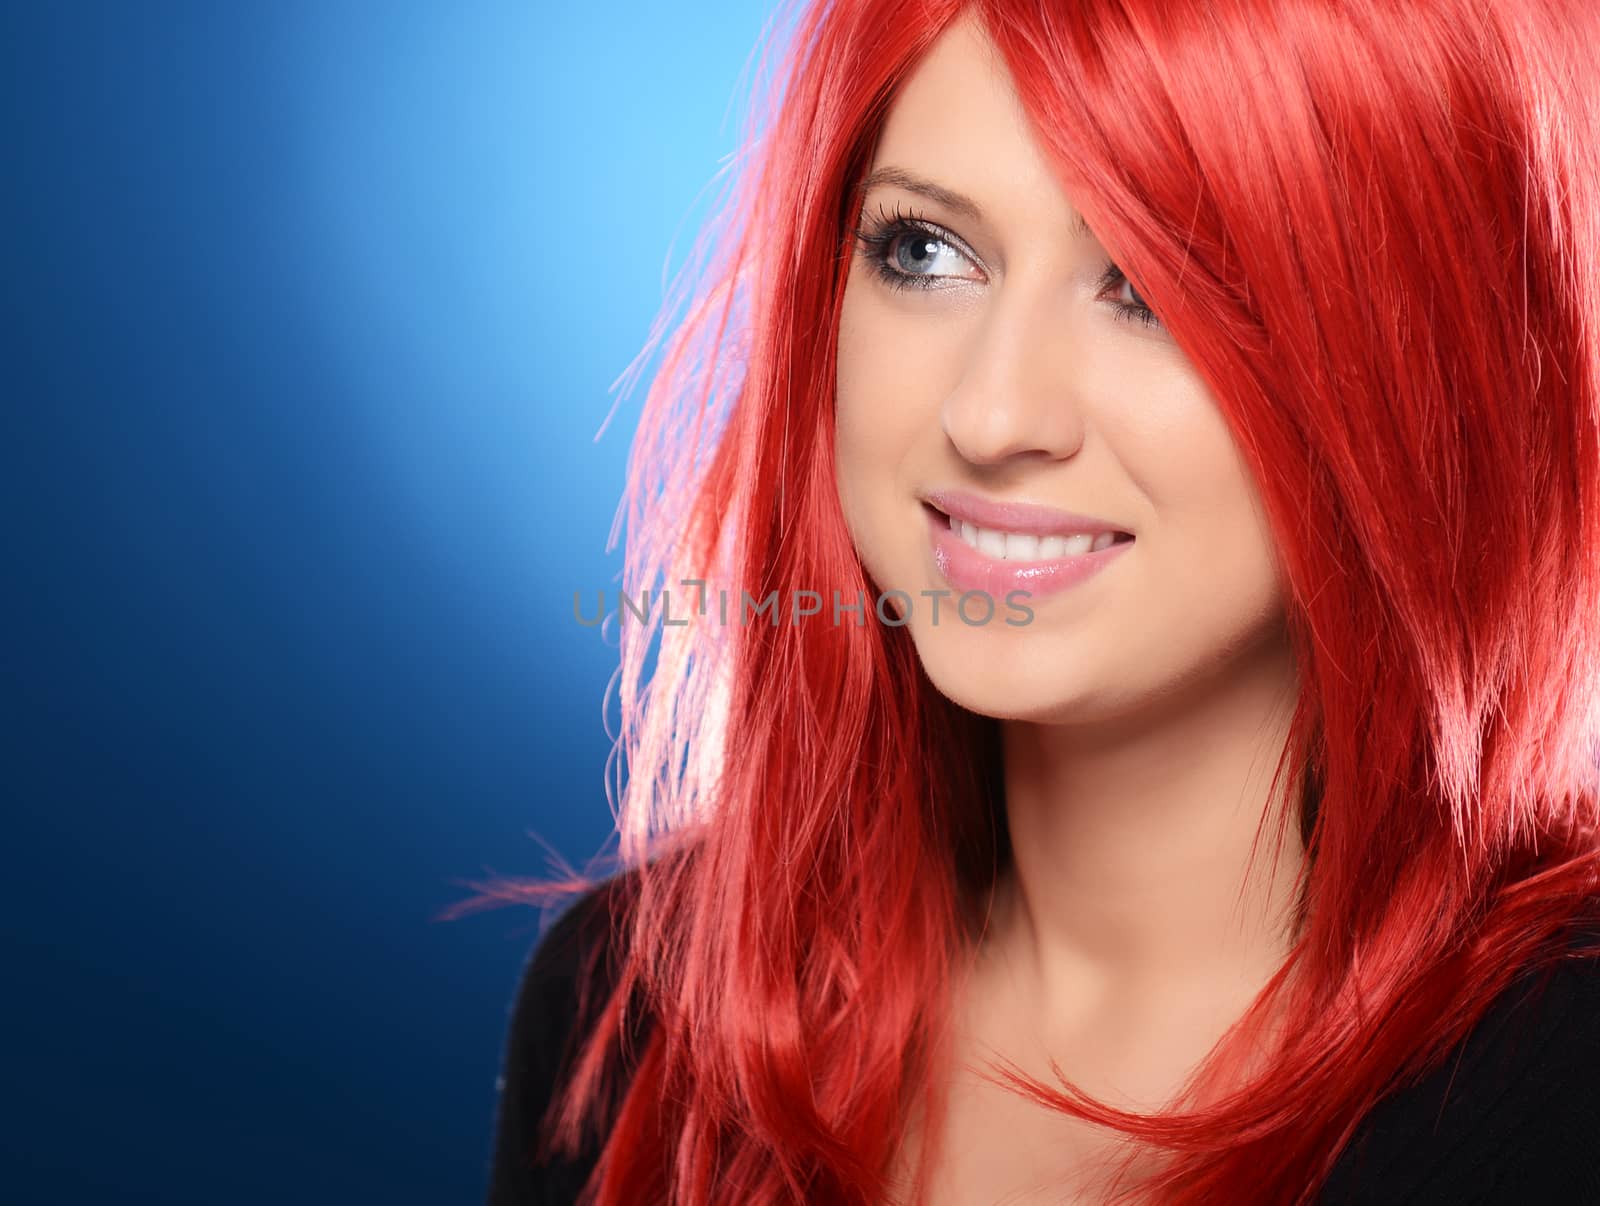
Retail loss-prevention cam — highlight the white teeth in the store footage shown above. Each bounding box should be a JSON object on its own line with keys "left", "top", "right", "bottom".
{"left": 1004, "top": 533, "right": 1040, "bottom": 560}
{"left": 947, "top": 513, "right": 1124, "bottom": 560}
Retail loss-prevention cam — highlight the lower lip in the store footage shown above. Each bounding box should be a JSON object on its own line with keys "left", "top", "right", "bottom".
{"left": 925, "top": 505, "right": 1134, "bottom": 603}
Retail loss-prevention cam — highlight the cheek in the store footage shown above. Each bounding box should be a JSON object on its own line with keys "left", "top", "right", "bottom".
{"left": 1113, "top": 385, "right": 1285, "bottom": 613}
{"left": 835, "top": 286, "right": 963, "bottom": 457}
{"left": 832, "top": 299, "right": 874, "bottom": 532}
{"left": 1181, "top": 437, "right": 1285, "bottom": 626}
{"left": 832, "top": 291, "right": 930, "bottom": 541}
{"left": 1110, "top": 362, "right": 1258, "bottom": 529}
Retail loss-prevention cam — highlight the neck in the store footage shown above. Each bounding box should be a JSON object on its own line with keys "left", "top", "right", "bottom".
{"left": 983, "top": 633, "right": 1306, "bottom": 1030}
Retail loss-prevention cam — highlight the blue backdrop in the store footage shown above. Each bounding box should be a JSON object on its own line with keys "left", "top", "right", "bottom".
{"left": 4, "top": 3, "right": 775, "bottom": 1201}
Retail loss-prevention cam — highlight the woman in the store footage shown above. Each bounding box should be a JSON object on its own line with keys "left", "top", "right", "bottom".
{"left": 478, "top": 0, "right": 1600, "bottom": 1201}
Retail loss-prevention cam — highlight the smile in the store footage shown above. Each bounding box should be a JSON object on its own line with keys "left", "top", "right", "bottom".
{"left": 938, "top": 510, "right": 1134, "bottom": 559}
{"left": 923, "top": 503, "right": 1135, "bottom": 603}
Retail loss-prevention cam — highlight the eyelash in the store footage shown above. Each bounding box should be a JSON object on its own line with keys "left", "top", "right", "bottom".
{"left": 849, "top": 201, "right": 1164, "bottom": 330}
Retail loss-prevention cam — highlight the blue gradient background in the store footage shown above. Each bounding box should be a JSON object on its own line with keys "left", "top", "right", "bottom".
{"left": 4, "top": 4, "right": 773, "bottom": 1202}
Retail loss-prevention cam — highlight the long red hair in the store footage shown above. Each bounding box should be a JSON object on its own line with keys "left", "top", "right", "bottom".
{"left": 460, "top": 0, "right": 1600, "bottom": 1200}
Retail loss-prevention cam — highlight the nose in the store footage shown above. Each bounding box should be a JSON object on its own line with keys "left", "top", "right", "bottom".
{"left": 940, "top": 280, "right": 1087, "bottom": 466}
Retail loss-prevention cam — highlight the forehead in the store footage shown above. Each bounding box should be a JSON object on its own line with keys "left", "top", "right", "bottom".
{"left": 866, "top": 14, "right": 1092, "bottom": 247}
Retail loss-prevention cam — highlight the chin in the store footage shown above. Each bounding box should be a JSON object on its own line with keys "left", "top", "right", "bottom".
{"left": 908, "top": 625, "right": 1108, "bottom": 724}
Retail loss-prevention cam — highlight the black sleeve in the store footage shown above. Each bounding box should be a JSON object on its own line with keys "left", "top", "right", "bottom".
{"left": 486, "top": 882, "right": 618, "bottom": 1206}
{"left": 1319, "top": 919, "right": 1600, "bottom": 1203}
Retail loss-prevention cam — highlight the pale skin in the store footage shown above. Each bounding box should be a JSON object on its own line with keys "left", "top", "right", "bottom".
{"left": 832, "top": 14, "right": 1306, "bottom": 1204}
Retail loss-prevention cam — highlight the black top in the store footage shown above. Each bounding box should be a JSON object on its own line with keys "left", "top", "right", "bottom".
{"left": 487, "top": 878, "right": 1600, "bottom": 1204}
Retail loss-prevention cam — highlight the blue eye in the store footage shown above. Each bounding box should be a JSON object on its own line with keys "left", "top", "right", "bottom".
{"left": 850, "top": 202, "right": 978, "bottom": 291}
{"left": 1095, "top": 262, "right": 1163, "bottom": 330}
{"left": 849, "top": 200, "right": 1164, "bottom": 330}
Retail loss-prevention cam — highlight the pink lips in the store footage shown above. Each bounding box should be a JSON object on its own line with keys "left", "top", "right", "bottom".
{"left": 924, "top": 501, "right": 1134, "bottom": 604}
{"left": 921, "top": 489, "right": 1131, "bottom": 539}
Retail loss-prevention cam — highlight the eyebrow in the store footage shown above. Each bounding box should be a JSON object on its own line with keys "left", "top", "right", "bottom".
{"left": 859, "top": 166, "right": 1093, "bottom": 240}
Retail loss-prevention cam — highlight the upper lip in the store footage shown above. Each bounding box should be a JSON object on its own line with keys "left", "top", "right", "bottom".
{"left": 921, "top": 488, "right": 1132, "bottom": 538}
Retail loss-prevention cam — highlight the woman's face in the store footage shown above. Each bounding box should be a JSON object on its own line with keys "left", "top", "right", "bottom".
{"left": 834, "top": 14, "right": 1288, "bottom": 725}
